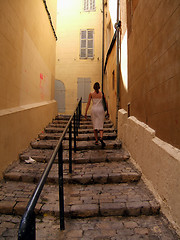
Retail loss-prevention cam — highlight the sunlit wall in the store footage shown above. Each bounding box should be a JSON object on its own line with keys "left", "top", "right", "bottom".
{"left": 0, "top": 0, "right": 57, "bottom": 178}
{"left": 55, "top": 0, "right": 102, "bottom": 114}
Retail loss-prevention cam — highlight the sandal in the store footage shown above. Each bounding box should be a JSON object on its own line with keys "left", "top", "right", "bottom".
{"left": 95, "top": 140, "right": 98, "bottom": 145}
{"left": 100, "top": 138, "right": 106, "bottom": 148}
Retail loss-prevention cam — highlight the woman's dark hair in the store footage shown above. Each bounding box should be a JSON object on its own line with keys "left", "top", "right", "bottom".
{"left": 93, "top": 82, "right": 100, "bottom": 93}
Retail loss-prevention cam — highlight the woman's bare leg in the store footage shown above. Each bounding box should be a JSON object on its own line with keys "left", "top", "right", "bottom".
{"left": 94, "top": 129, "right": 98, "bottom": 142}
{"left": 99, "top": 130, "right": 106, "bottom": 148}
{"left": 99, "top": 130, "right": 103, "bottom": 140}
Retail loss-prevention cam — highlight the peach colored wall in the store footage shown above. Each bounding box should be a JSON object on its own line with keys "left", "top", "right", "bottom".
{"left": 0, "top": 0, "right": 57, "bottom": 178}
{"left": 103, "top": 0, "right": 117, "bottom": 126}
{"left": 118, "top": 109, "right": 180, "bottom": 234}
{"left": 0, "top": 0, "right": 57, "bottom": 108}
{"left": 124, "top": 0, "right": 180, "bottom": 148}
{"left": 0, "top": 101, "right": 57, "bottom": 178}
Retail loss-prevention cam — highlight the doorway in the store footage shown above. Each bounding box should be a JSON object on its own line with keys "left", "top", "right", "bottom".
{"left": 54, "top": 80, "right": 65, "bottom": 113}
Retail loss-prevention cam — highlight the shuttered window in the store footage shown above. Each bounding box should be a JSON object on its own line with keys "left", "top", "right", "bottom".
{"left": 77, "top": 78, "right": 91, "bottom": 103}
{"left": 84, "top": 0, "right": 96, "bottom": 11}
{"left": 80, "top": 29, "right": 94, "bottom": 59}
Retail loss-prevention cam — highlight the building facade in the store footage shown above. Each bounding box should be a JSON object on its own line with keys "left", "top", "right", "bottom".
{"left": 55, "top": 0, "right": 103, "bottom": 114}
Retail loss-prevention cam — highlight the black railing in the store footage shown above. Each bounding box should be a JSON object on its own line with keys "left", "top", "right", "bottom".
{"left": 18, "top": 98, "right": 82, "bottom": 240}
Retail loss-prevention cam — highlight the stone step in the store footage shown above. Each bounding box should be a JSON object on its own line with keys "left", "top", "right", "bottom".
{"left": 55, "top": 115, "right": 71, "bottom": 120}
{"left": 54, "top": 115, "right": 90, "bottom": 121}
{"left": 30, "top": 139, "right": 122, "bottom": 150}
{"left": 4, "top": 161, "right": 141, "bottom": 185}
{"left": 0, "top": 180, "right": 160, "bottom": 218}
{"left": 44, "top": 127, "right": 116, "bottom": 134}
{"left": 1, "top": 114, "right": 179, "bottom": 239}
{"left": 0, "top": 214, "right": 179, "bottom": 240}
{"left": 19, "top": 148, "right": 130, "bottom": 163}
{"left": 38, "top": 131, "right": 117, "bottom": 141}
{"left": 48, "top": 122, "right": 114, "bottom": 129}
{"left": 52, "top": 119, "right": 112, "bottom": 125}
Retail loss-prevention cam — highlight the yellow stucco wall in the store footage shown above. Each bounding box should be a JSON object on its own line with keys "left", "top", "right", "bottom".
{"left": 0, "top": 0, "right": 57, "bottom": 178}
{"left": 106, "top": 0, "right": 180, "bottom": 231}
{"left": 55, "top": 0, "right": 102, "bottom": 114}
{"left": 105, "top": 0, "right": 180, "bottom": 148}
{"left": 118, "top": 109, "right": 180, "bottom": 234}
{"left": 103, "top": 0, "right": 117, "bottom": 126}
{"left": 121, "top": 0, "right": 180, "bottom": 149}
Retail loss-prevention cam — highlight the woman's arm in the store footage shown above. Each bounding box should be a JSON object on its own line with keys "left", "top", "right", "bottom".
{"left": 85, "top": 93, "right": 92, "bottom": 119}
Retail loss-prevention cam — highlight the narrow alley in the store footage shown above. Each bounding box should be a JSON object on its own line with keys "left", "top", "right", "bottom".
{"left": 0, "top": 0, "right": 179, "bottom": 239}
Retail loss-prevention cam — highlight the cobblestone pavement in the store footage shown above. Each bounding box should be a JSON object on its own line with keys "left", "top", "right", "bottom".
{"left": 0, "top": 115, "right": 180, "bottom": 239}
{"left": 4, "top": 160, "right": 141, "bottom": 184}
{"left": 0, "top": 214, "right": 179, "bottom": 240}
{"left": 19, "top": 148, "right": 130, "bottom": 163}
{"left": 0, "top": 180, "right": 160, "bottom": 217}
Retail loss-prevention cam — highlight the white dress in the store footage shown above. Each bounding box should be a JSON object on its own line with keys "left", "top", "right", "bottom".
{"left": 91, "top": 97, "right": 105, "bottom": 130}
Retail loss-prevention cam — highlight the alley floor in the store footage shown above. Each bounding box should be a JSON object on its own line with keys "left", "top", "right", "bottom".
{"left": 0, "top": 115, "right": 179, "bottom": 239}
{"left": 0, "top": 214, "right": 179, "bottom": 239}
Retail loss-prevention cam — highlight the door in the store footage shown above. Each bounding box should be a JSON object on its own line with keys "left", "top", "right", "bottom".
{"left": 54, "top": 80, "right": 65, "bottom": 113}
{"left": 77, "top": 78, "right": 91, "bottom": 103}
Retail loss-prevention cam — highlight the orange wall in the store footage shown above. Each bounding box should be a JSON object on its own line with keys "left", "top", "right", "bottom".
{"left": 0, "top": 0, "right": 57, "bottom": 178}
{"left": 0, "top": 0, "right": 57, "bottom": 109}
{"left": 121, "top": 0, "right": 180, "bottom": 148}
{"left": 103, "top": 1, "right": 117, "bottom": 126}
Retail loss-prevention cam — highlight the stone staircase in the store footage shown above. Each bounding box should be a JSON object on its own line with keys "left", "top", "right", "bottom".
{"left": 0, "top": 115, "right": 179, "bottom": 239}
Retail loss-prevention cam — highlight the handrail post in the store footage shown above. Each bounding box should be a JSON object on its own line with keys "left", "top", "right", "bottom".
{"left": 69, "top": 122, "right": 72, "bottom": 173}
{"left": 76, "top": 109, "right": 78, "bottom": 136}
{"left": 79, "top": 99, "right": 81, "bottom": 126}
{"left": 18, "top": 210, "right": 36, "bottom": 240}
{"left": 79, "top": 98, "right": 82, "bottom": 127}
{"left": 58, "top": 143, "right": 65, "bottom": 230}
{"left": 77, "top": 105, "right": 80, "bottom": 132}
{"left": 73, "top": 113, "right": 76, "bottom": 153}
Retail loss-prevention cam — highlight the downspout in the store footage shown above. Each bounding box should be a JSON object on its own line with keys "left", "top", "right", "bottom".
{"left": 102, "top": 0, "right": 104, "bottom": 92}
{"left": 115, "top": 0, "right": 121, "bottom": 129}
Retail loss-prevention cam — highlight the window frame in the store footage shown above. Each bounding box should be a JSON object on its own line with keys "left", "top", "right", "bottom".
{"left": 83, "top": 0, "right": 96, "bottom": 12}
{"left": 80, "top": 29, "right": 94, "bottom": 59}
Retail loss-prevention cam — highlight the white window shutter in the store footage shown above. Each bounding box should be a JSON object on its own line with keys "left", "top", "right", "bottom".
{"left": 84, "top": 0, "right": 95, "bottom": 11}
{"left": 80, "top": 30, "right": 87, "bottom": 58}
{"left": 93, "top": 0, "right": 95, "bottom": 10}
{"left": 84, "top": 0, "right": 88, "bottom": 11}
{"left": 80, "top": 29, "right": 94, "bottom": 59}
{"left": 90, "top": 0, "right": 95, "bottom": 10}
{"left": 87, "top": 30, "right": 94, "bottom": 58}
{"left": 90, "top": 0, "right": 93, "bottom": 10}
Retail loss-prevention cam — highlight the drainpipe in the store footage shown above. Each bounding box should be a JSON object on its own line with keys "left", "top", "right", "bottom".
{"left": 102, "top": 0, "right": 104, "bottom": 92}
{"left": 115, "top": 0, "right": 121, "bottom": 130}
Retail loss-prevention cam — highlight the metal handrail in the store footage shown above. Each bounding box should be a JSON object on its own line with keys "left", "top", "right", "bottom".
{"left": 18, "top": 98, "right": 82, "bottom": 240}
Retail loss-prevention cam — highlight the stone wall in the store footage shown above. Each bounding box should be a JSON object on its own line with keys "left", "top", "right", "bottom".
{"left": 118, "top": 109, "right": 180, "bottom": 232}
